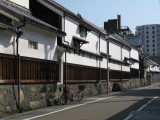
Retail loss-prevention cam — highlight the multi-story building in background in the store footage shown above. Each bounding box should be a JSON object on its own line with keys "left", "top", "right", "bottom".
{"left": 136, "top": 24, "right": 160, "bottom": 56}
{"left": 135, "top": 24, "right": 160, "bottom": 64}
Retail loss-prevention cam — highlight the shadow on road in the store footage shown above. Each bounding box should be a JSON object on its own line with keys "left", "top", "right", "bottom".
{"left": 106, "top": 88, "right": 160, "bottom": 120}
{"left": 106, "top": 98, "right": 150, "bottom": 120}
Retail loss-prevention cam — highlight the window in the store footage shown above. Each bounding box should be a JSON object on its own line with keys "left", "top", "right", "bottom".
{"left": 153, "top": 49, "right": 155, "bottom": 52}
{"left": 146, "top": 36, "right": 149, "bottom": 39}
{"left": 146, "top": 27, "right": 148, "bottom": 30}
{"left": 80, "top": 27, "right": 87, "bottom": 37}
{"left": 146, "top": 40, "right": 149, "bottom": 43}
{"left": 153, "top": 40, "right": 155, "bottom": 43}
{"left": 146, "top": 44, "right": 149, "bottom": 48}
{"left": 152, "top": 31, "right": 155, "bottom": 34}
{"left": 152, "top": 26, "right": 155, "bottom": 30}
{"left": 146, "top": 31, "right": 149, "bottom": 34}
{"left": 28, "top": 41, "right": 38, "bottom": 49}
{"left": 153, "top": 44, "right": 155, "bottom": 47}
{"left": 147, "top": 49, "right": 149, "bottom": 52}
{"left": 30, "top": 0, "right": 62, "bottom": 30}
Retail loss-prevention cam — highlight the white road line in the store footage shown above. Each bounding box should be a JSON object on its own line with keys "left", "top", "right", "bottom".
{"left": 24, "top": 85, "right": 154, "bottom": 120}
{"left": 24, "top": 97, "right": 110, "bottom": 120}
{"left": 137, "top": 96, "right": 157, "bottom": 111}
{"left": 123, "top": 96, "right": 158, "bottom": 120}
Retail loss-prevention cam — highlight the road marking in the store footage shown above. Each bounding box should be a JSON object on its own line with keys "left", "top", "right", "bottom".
{"left": 137, "top": 96, "right": 157, "bottom": 111}
{"left": 24, "top": 97, "right": 110, "bottom": 120}
{"left": 123, "top": 96, "right": 158, "bottom": 120}
{"left": 23, "top": 85, "right": 153, "bottom": 120}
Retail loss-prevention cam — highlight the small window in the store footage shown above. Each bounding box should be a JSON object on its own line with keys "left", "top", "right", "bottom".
{"left": 28, "top": 41, "right": 38, "bottom": 49}
{"left": 146, "top": 36, "right": 149, "bottom": 39}
{"left": 146, "top": 27, "right": 148, "bottom": 30}
{"left": 146, "top": 44, "right": 149, "bottom": 48}
{"left": 153, "top": 44, "right": 155, "bottom": 47}
{"left": 80, "top": 27, "right": 87, "bottom": 37}
{"left": 146, "top": 31, "right": 149, "bottom": 34}
{"left": 152, "top": 26, "right": 155, "bottom": 30}
{"left": 146, "top": 40, "right": 149, "bottom": 43}
{"left": 153, "top": 49, "right": 155, "bottom": 52}
{"left": 153, "top": 40, "right": 155, "bottom": 43}
{"left": 152, "top": 31, "right": 155, "bottom": 34}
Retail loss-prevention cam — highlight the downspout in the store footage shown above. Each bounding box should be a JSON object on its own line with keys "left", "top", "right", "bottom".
{"left": 129, "top": 50, "right": 131, "bottom": 87}
{"left": 107, "top": 37, "right": 110, "bottom": 94}
{"left": 16, "top": 20, "right": 26, "bottom": 113}
{"left": 63, "top": 13, "right": 69, "bottom": 98}
{"left": 99, "top": 34, "right": 101, "bottom": 82}
{"left": 121, "top": 45, "right": 123, "bottom": 90}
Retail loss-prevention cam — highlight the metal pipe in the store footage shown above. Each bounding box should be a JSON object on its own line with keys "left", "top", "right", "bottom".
{"left": 99, "top": 34, "right": 101, "bottom": 82}
{"left": 121, "top": 45, "right": 123, "bottom": 90}
{"left": 63, "top": 13, "right": 68, "bottom": 100}
{"left": 16, "top": 20, "right": 25, "bottom": 113}
{"left": 107, "top": 37, "right": 110, "bottom": 94}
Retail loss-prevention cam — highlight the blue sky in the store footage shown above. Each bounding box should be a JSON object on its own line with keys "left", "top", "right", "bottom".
{"left": 54, "top": 0, "right": 160, "bottom": 33}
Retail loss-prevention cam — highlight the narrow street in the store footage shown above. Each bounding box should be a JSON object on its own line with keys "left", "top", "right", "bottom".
{"left": 2, "top": 82, "right": 160, "bottom": 120}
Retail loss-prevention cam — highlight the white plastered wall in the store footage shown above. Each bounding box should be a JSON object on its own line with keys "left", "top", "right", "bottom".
{"left": 109, "top": 42, "right": 121, "bottom": 71}
{"left": 109, "top": 42, "right": 121, "bottom": 60}
{"left": 19, "top": 25, "right": 57, "bottom": 61}
{"left": 130, "top": 48, "right": 139, "bottom": 69}
{"left": 122, "top": 47, "right": 130, "bottom": 72}
{"left": 65, "top": 17, "right": 108, "bottom": 68}
{"left": 0, "top": 30, "right": 16, "bottom": 55}
{"left": 9, "top": 0, "right": 29, "bottom": 9}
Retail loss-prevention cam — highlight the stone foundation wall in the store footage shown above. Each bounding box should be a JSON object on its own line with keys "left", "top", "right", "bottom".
{"left": 150, "top": 73, "right": 160, "bottom": 83}
{"left": 67, "top": 82, "right": 108, "bottom": 98}
{"left": 0, "top": 83, "right": 60, "bottom": 118}
{"left": 130, "top": 78, "right": 141, "bottom": 88}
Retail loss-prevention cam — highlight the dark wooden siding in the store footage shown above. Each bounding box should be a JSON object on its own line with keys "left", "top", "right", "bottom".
{"left": 66, "top": 63, "right": 108, "bottom": 83}
{"left": 110, "top": 70, "right": 121, "bottom": 79}
{"left": 131, "top": 68, "right": 139, "bottom": 79}
{"left": 0, "top": 53, "right": 59, "bottom": 83}
{"left": 110, "top": 70, "right": 130, "bottom": 80}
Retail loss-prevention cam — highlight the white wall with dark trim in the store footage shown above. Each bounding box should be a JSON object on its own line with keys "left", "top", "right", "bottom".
{"left": 19, "top": 25, "right": 57, "bottom": 61}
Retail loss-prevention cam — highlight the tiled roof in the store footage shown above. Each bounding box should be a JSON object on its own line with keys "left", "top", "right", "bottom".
{"left": 109, "top": 34, "right": 131, "bottom": 49}
{"left": 42, "top": 0, "right": 106, "bottom": 35}
{"left": 0, "top": 22, "right": 17, "bottom": 32}
{"left": 0, "top": 0, "right": 66, "bottom": 36}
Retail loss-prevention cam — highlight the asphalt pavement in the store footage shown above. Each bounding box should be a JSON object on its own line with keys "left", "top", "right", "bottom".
{"left": 124, "top": 96, "right": 160, "bottom": 120}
